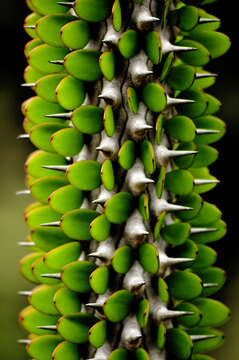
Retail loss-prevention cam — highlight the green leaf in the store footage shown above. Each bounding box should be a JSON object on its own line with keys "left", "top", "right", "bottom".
{"left": 141, "top": 140, "right": 156, "bottom": 174}
{"left": 24, "top": 65, "right": 44, "bottom": 84}
{"left": 160, "top": 52, "right": 174, "bottom": 81}
{"left": 24, "top": 12, "right": 41, "bottom": 39}
{"left": 26, "top": 97, "right": 66, "bottom": 124}
{"left": 189, "top": 328, "right": 224, "bottom": 353}
{"left": 192, "top": 355, "right": 215, "bottom": 360}
{"left": 168, "top": 239, "right": 197, "bottom": 270}
{"left": 30, "top": 284, "right": 60, "bottom": 315}
{"left": 26, "top": 335, "right": 62, "bottom": 360}
{"left": 89, "top": 214, "right": 111, "bottom": 242}
{"left": 135, "top": 348, "right": 150, "bottom": 360}
{"left": 72, "top": 105, "right": 104, "bottom": 134}
{"left": 165, "top": 169, "right": 194, "bottom": 195}
{"left": 25, "top": 205, "right": 61, "bottom": 229}
{"left": 112, "top": 0, "right": 122, "bottom": 31}
{"left": 204, "top": 93, "right": 221, "bottom": 115}
{"left": 190, "top": 219, "right": 227, "bottom": 244}
{"left": 105, "top": 192, "right": 134, "bottom": 224}
{"left": 174, "top": 301, "right": 201, "bottom": 328}
{"left": 138, "top": 243, "right": 160, "bottom": 274}
{"left": 154, "top": 211, "right": 167, "bottom": 241}
{"left": 166, "top": 270, "right": 202, "bottom": 300}
{"left": 44, "top": 242, "right": 82, "bottom": 271}
{"left": 145, "top": 31, "right": 161, "bottom": 64}
{"left": 60, "top": 19, "right": 90, "bottom": 49}
{"left": 67, "top": 160, "right": 101, "bottom": 191}
{"left": 195, "top": 266, "right": 226, "bottom": 296}
{"left": 57, "top": 313, "right": 96, "bottom": 343}
{"left": 118, "top": 140, "right": 136, "bottom": 170}
{"left": 30, "top": 176, "right": 68, "bottom": 204}
{"left": 166, "top": 328, "right": 193, "bottom": 360}
{"left": 165, "top": 115, "right": 196, "bottom": 142}
{"left": 28, "top": 44, "right": 68, "bottom": 74}
{"left": 20, "top": 252, "right": 42, "bottom": 284}
{"left": 176, "top": 89, "right": 207, "bottom": 118}
{"left": 109, "top": 349, "right": 128, "bottom": 360}
{"left": 31, "top": 0, "right": 72, "bottom": 15}
{"left": 177, "top": 39, "right": 210, "bottom": 66}
{"left": 157, "top": 323, "right": 166, "bottom": 350}
{"left": 192, "top": 297, "right": 230, "bottom": 327}
{"left": 89, "top": 320, "right": 107, "bottom": 348}
{"left": 158, "top": 277, "right": 169, "bottom": 303}
{"left": 167, "top": 64, "right": 195, "bottom": 90}
{"left": 74, "top": 0, "right": 112, "bottom": 22}
{"left": 19, "top": 306, "right": 59, "bottom": 335}
{"left": 50, "top": 128, "right": 84, "bottom": 157}
{"left": 100, "top": 51, "right": 115, "bottom": 81}
{"left": 104, "top": 105, "right": 115, "bottom": 136}
{"left": 101, "top": 159, "right": 115, "bottom": 191}
{"left": 90, "top": 266, "right": 109, "bottom": 294}
{"left": 54, "top": 287, "right": 82, "bottom": 315}
{"left": 52, "top": 341, "right": 82, "bottom": 360}
{"left": 64, "top": 50, "right": 101, "bottom": 81}
{"left": 112, "top": 246, "right": 133, "bottom": 274}
{"left": 56, "top": 75, "right": 85, "bottom": 110}
{"left": 155, "top": 114, "right": 164, "bottom": 145}
{"left": 138, "top": 193, "right": 150, "bottom": 221}
{"left": 176, "top": 192, "right": 203, "bottom": 221}
{"left": 103, "top": 290, "right": 133, "bottom": 322}
{"left": 62, "top": 261, "right": 97, "bottom": 292}
{"left": 137, "top": 298, "right": 150, "bottom": 327}
{"left": 190, "top": 244, "right": 217, "bottom": 270}
{"left": 161, "top": 222, "right": 191, "bottom": 246}
{"left": 174, "top": 142, "right": 197, "bottom": 169}
{"left": 191, "top": 145, "right": 218, "bottom": 168}
{"left": 142, "top": 82, "right": 167, "bottom": 112}
{"left": 36, "top": 14, "right": 75, "bottom": 47}
{"left": 30, "top": 123, "right": 67, "bottom": 152}
{"left": 193, "top": 115, "right": 226, "bottom": 145}
{"left": 61, "top": 209, "right": 99, "bottom": 240}
{"left": 118, "top": 30, "right": 140, "bottom": 58}
{"left": 35, "top": 73, "right": 65, "bottom": 103}
{"left": 189, "top": 201, "right": 221, "bottom": 226}
{"left": 25, "top": 150, "right": 67, "bottom": 178}
{"left": 31, "top": 226, "right": 72, "bottom": 252}
{"left": 32, "top": 256, "right": 61, "bottom": 285}
{"left": 189, "top": 30, "right": 231, "bottom": 59}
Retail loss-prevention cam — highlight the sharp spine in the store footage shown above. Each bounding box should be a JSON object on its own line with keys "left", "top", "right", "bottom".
{"left": 41, "top": 165, "right": 69, "bottom": 172}
{"left": 17, "top": 242, "right": 35, "bottom": 247}
{"left": 167, "top": 95, "right": 195, "bottom": 106}
{"left": 195, "top": 72, "right": 218, "bottom": 79}
{"left": 199, "top": 18, "right": 220, "bottom": 24}
{"left": 24, "top": 25, "right": 35, "bottom": 29}
{"left": 48, "top": 60, "right": 64, "bottom": 65}
{"left": 16, "top": 189, "right": 30, "bottom": 195}
{"left": 45, "top": 112, "right": 72, "bottom": 119}
{"left": 17, "top": 291, "right": 32, "bottom": 296}
{"left": 203, "top": 283, "right": 218, "bottom": 288}
{"left": 57, "top": 1, "right": 74, "bottom": 7}
{"left": 17, "top": 339, "right": 30, "bottom": 344}
{"left": 40, "top": 273, "right": 61, "bottom": 279}
{"left": 40, "top": 221, "right": 60, "bottom": 227}
{"left": 37, "top": 325, "right": 57, "bottom": 330}
{"left": 21, "top": 82, "right": 35, "bottom": 87}
{"left": 190, "top": 334, "right": 217, "bottom": 341}
{"left": 194, "top": 178, "right": 220, "bottom": 185}
{"left": 190, "top": 227, "right": 217, "bottom": 234}
{"left": 196, "top": 128, "right": 220, "bottom": 134}
{"left": 17, "top": 134, "right": 30, "bottom": 139}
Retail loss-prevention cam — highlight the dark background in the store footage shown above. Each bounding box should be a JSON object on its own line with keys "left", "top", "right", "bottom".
{"left": 0, "top": 1, "right": 237, "bottom": 358}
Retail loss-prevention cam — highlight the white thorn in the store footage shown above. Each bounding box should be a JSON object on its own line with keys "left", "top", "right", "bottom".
{"left": 21, "top": 82, "right": 35, "bottom": 87}
{"left": 194, "top": 178, "right": 220, "bottom": 185}
{"left": 126, "top": 159, "right": 154, "bottom": 196}
{"left": 190, "top": 227, "right": 217, "bottom": 234}
{"left": 18, "top": 291, "right": 32, "bottom": 296}
{"left": 156, "top": 144, "right": 197, "bottom": 167}
{"left": 17, "top": 134, "right": 30, "bottom": 139}
{"left": 16, "top": 189, "right": 31, "bottom": 195}
{"left": 99, "top": 80, "right": 121, "bottom": 108}
{"left": 24, "top": 25, "right": 35, "bottom": 29}
{"left": 17, "top": 339, "right": 31, "bottom": 344}
{"left": 123, "top": 261, "right": 146, "bottom": 295}
{"left": 203, "top": 283, "right": 218, "bottom": 288}
{"left": 45, "top": 112, "right": 72, "bottom": 119}
{"left": 57, "top": 1, "right": 74, "bottom": 7}
{"left": 41, "top": 165, "right": 69, "bottom": 172}
{"left": 124, "top": 209, "right": 149, "bottom": 247}
{"left": 40, "top": 221, "right": 60, "bottom": 227}
{"left": 195, "top": 72, "right": 217, "bottom": 79}
{"left": 48, "top": 60, "right": 64, "bottom": 65}
{"left": 199, "top": 18, "right": 220, "bottom": 24}
{"left": 162, "top": 38, "right": 197, "bottom": 55}
{"left": 167, "top": 94, "right": 195, "bottom": 106}
{"left": 190, "top": 334, "right": 217, "bottom": 341}
{"left": 129, "top": 51, "right": 153, "bottom": 87}
{"left": 196, "top": 128, "right": 220, "bottom": 135}
{"left": 121, "top": 315, "right": 142, "bottom": 350}
{"left": 37, "top": 325, "right": 57, "bottom": 330}
{"left": 40, "top": 273, "right": 61, "bottom": 279}
{"left": 17, "top": 242, "right": 35, "bottom": 247}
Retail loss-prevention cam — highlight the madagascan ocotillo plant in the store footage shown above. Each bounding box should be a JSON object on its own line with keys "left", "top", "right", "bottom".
{"left": 18, "top": 0, "right": 231, "bottom": 359}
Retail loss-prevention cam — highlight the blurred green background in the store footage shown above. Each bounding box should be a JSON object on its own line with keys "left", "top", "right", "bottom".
{"left": 0, "top": 1, "right": 237, "bottom": 359}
